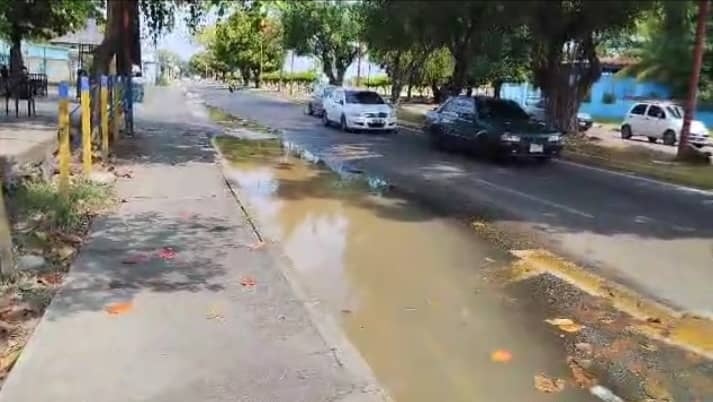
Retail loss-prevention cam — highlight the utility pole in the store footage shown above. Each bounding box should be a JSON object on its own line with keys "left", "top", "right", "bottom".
{"left": 679, "top": 0, "right": 710, "bottom": 157}
{"left": 356, "top": 43, "right": 362, "bottom": 87}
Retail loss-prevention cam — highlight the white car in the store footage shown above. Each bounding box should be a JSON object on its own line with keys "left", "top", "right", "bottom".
{"left": 322, "top": 88, "right": 398, "bottom": 133}
{"left": 621, "top": 101, "right": 710, "bottom": 147}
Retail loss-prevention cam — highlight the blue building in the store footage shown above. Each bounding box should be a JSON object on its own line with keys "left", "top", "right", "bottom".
{"left": 500, "top": 60, "right": 713, "bottom": 127}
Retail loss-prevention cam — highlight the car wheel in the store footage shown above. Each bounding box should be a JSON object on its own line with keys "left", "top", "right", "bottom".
{"left": 621, "top": 125, "right": 632, "bottom": 139}
{"left": 340, "top": 115, "right": 350, "bottom": 132}
{"left": 663, "top": 129, "right": 676, "bottom": 146}
{"left": 322, "top": 112, "right": 330, "bottom": 127}
{"left": 648, "top": 137, "right": 657, "bottom": 143}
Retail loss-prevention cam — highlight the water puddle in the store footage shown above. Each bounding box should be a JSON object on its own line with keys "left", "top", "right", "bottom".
{"left": 219, "top": 137, "right": 600, "bottom": 402}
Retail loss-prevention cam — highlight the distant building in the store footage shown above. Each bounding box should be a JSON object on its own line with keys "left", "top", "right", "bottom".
{"left": 0, "top": 40, "right": 71, "bottom": 83}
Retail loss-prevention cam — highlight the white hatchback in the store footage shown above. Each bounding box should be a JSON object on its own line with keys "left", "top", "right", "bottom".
{"left": 621, "top": 102, "right": 710, "bottom": 147}
{"left": 322, "top": 88, "right": 398, "bottom": 133}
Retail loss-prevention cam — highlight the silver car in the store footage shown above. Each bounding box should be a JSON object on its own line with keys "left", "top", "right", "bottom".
{"left": 306, "top": 84, "right": 336, "bottom": 117}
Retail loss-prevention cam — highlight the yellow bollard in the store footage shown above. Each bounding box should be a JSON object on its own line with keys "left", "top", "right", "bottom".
{"left": 100, "top": 75, "right": 109, "bottom": 159}
{"left": 80, "top": 76, "right": 92, "bottom": 174}
{"left": 58, "top": 82, "right": 71, "bottom": 195}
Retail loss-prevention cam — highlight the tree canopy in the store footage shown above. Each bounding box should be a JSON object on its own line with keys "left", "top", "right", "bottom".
{"left": 279, "top": 0, "right": 362, "bottom": 85}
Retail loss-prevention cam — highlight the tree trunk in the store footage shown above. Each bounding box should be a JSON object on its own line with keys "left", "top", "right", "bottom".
{"left": 9, "top": 30, "right": 23, "bottom": 75}
{"left": 493, "top": 80, "right": 503, "bottom": 99}
{"left": 407, "top": 83, "right": 413, "bottom": 100}
{"left": 252, "top": 68, "right": 261, "bottom": 88}
{"left": 431, "top": 82, "right": 443, "bottom": 104}
{"left": 241, "top": 70, "right": 251, "bottom": 86}
{"left": 0, "top": 178, "right": 14, "bottom": 276}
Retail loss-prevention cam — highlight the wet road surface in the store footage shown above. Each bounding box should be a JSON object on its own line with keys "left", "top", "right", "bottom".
{"left": 192, "top": 84, "right": 713, "bottom": 319}
{"left": 217, "top": 137, "right": 601, "bottom": 401}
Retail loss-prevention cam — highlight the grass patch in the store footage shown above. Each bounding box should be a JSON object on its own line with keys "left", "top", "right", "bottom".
{"left": 564, "top": 137, "right": 713, "bottom": 190}
{"left": 214, "top": 136, "right": 283, "bottom": 164}
{"left": 10, "top": 179, "right": 113, "bottom": 233}
{"left": 592, "top": 116, "right": 622, "bottom": 125}
{"left": 206, "top": 105, "right": 277, "bottom": 135}
{"left": 396, "top": 107, "right": 427, "bottom": 127}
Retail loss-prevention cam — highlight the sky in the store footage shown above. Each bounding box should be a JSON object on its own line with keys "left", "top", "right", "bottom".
{"left": 150, "top": 11, "right": 383, "bottom": 79}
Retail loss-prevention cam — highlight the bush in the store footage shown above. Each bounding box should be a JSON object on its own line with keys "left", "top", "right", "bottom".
{"left": 601, "top": 92, "right": 616, "bottom": 104}
{"left": 261, "top": 71, "right": 318, "bottom": 86}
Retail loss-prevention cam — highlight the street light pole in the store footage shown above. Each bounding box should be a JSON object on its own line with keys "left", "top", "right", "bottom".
{"left": 679, "top": 0, "right": 710, "bottom": 157}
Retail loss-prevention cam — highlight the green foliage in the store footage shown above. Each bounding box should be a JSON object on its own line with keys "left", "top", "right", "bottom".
{"left": 279, "top": 1, "right": 361, "bottom": 85}
{"left": 363, "top": 75, "right": 391, "bottom": 89}
{"left": 261, "top": 71, "right": 318, "bottom": 85}
{"left": 619, "top": 1, "right": 713, "bottom": 102}
{"left": 0, "top": 0, "right": 100, "bottom": 41}
{"left": 209, "top": 7, "right": 284, "bottom": 84}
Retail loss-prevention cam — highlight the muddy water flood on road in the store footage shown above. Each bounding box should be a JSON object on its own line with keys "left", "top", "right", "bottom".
{"left": 218, "top": 137, "right": 600, "bottom": 402}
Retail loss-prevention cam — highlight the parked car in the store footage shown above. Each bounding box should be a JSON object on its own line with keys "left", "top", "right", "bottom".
{"left": 322, "top": 88, "right": 398, "bottom": 133}
{"left": 425, "top": 95, "right": 563, "bottom": 161}
{"left": 306, "top": 84, "right": 336, "bottom": 117}
{"left": 621, "top": 101, "right": 710, "bottom": 147}
{"left": 525, "top": 98, "right": 593, "bottom": 131}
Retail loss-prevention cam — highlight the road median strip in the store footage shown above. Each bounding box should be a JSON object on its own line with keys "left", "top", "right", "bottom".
{"left": 510, "top": 248, "right": 713, "bottom": 359}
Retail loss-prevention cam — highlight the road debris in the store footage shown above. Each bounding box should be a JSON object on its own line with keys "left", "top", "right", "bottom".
{"left": 240, "top": 276, "right": 256, "bottom": 287}
{"left": 589, "top": 385, "right": 624, "bottom": 402}
{"left": 247, "top": 240, "right": 265, "bottom": 250}
{"left": 121, "top": 253, "right": 150, "bottom": 265}
{"left": 534, "top": 374, "right": 565, "bottom": 393}
{"left": 567, "top": 356, "right": 597, "bottom": 388}
{"left": 490, "top": 349, "right": 513, "bottom": 363}
{"left": 545, "top": 317, "right": 585, "bottom": 333}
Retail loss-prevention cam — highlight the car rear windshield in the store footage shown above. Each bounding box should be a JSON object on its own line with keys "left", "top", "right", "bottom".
{"left": 346, "top": 91, "right": 385, "bottom": 104}
{"left": 477, "top": 98, "right": 529, "bottom": 120}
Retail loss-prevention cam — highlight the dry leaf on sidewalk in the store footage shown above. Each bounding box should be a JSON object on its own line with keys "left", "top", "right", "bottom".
{"left": 545, "top": 318, "right": 584, "bottom": 333}
{"left": 534, "top": 374, "right": 566, "bottom": 393}
{"left": 37, "top": 272, "right": 63, "bottom": 286}
{"left": 105, "top": 302, "right": 133, "bottom": 316}
{"left": 158, "top": 247, "right": 176, "bottom": 260}
{"left": 240, "top": 276, "right": 256, "bottom": 287}
{"left": 490, "top": 349, "right": 513, "bottom": 363}
{"left": 247, "top": 240, "right": 265, "bottom": 251}
{"left": 0, "top": 349, "right": 22, "bottom": 376}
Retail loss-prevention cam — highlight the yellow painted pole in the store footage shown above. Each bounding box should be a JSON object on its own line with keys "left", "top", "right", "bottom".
{"left": 100, "top": 75, "right": 109, "bottom": 159}
{"left": 80, "top": 76, "right": 92, "bottom": 174}
{"left": 58, "top": 82, "right": 71, "bottom": 195}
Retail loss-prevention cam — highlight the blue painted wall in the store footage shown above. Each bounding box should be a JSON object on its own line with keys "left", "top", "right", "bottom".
{"left": 501, "top": 73, "right": 713, "bottom": 127}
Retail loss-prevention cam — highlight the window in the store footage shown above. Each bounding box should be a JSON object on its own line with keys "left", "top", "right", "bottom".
{"left": 476, "top": 98, "right": 529, "bottom": 120}
{"left": 667, "top": 106, "right": 682, "bottom": 119}
{"left": 440, "top": 98, "right": 458, "bottom": 113}
{"left": 630, "top": 104, "right": 647, "bottom": 115}
{"left": 647, "top": 105, "right": 665, "bottom": 119}
{"left": 345, "top": 91, "right": 385, "bottom": 104}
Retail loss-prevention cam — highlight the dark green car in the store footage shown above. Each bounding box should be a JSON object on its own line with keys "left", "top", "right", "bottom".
{"left": 424, "top": 96, "right": 563, "bottom": 161}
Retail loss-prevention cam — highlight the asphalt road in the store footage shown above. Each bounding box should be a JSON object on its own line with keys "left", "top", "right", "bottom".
{"left": 191, "top": 83, "right": 713, "bottom": 318}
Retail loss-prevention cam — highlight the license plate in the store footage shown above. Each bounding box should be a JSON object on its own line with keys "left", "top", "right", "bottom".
{"left": 529, "top": 144, "right": 544, "bottom": 153}
{"left": 372, "top": 119, "right": 384, "bottom": 124}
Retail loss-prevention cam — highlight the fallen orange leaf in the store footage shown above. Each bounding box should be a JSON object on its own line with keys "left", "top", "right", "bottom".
{"left": 490, "top": 349, "right": 513, "bottom": 363}
{"left": 105, "top": 302, "right": 133, "bottom": 315}
{"left": 545, "top": 318, "right": 585, "bottom": 333}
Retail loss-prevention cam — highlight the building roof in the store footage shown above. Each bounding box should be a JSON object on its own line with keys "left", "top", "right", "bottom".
{"left": 50, "top": 18, "right": 103, "bottom": 47}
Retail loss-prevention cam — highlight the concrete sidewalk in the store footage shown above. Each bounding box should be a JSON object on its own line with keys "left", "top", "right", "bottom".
{"left": 0, "top": 86, "right": 384, "bottom": 402}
